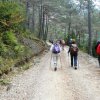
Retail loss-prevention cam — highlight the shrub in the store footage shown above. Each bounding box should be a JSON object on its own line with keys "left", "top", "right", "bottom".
{"left": 14, "top": 45, "right": 25, "bottom": 56}
{"left": 0, "top": 42, "right": 7, "bottom": 56}
{"left": 2, "top": 30, "right": 18, "bottom": 46}
{"left": 0, "top": 1, "right": 25, "bottom": 32}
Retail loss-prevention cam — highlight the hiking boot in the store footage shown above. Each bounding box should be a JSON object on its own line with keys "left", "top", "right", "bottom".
{"left": 75, "top": 67, "right": 77, "bottom": 70}
{"left": 54, "top": 67, "right": 57, "bottom": 71}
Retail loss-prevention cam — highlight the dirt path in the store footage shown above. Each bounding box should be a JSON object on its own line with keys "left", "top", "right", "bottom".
{"left": 0, "top": 47, "right": 100, "bottom": 100}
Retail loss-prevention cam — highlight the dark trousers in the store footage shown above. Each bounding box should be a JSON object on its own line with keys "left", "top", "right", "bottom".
{"left": 70, "top": 54, "right": 77, "bottom": 66}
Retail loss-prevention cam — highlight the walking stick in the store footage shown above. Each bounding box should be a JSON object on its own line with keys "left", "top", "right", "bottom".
{"left": 77, "top": 56, "right": 79, "bottom": 69}
{"left": 59, "top": 54, "right": 62, "bottom": 69}
{"left": 50, "top": 53, "right": 52, "bottom": 69}
{"left": 68, "top": 53, "right": 70, "bottom": 67}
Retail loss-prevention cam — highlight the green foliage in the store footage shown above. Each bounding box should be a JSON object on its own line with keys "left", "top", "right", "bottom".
{"left": 79, "top": 44, "right": 88, "bottom": 53}
{"left": 0, "top": 30, "right": 25, "bottom": 59}
{"left": 71, "top": 31, "right": 76, "bottom": 39}
{"left": 14, "top": 45, "right": 24, "bottom": 56}
{"left": 0, "top": 1, "right": 25, "bottom": 32}
{"left": 0, "top": 0, "right": 45, "bottom": 77}
{"left": 0, "top": 42, "right": 7, "bottom": 55}
{"left": 0, "top": 57, "right": 14, "bottom": 75}
{"left": 2, "top": 31, "right": 18, "bottom": 45}
{"left": 0, "top": 79, "right": 10, "bottom": 85}
{"left": 23, "top": 64, "right": 30, "bottom": 70}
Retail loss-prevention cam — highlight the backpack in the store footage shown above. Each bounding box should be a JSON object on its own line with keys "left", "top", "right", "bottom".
{"left": 96, "top": 44, "right": 100, "bottom": 55}
{"left": 52, "top": 44, "right": 60, "bottom": 54}
{"left": 70, "top": 44, "right": 78, "bottom": 54}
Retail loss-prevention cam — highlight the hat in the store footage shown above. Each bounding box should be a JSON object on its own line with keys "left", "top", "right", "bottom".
{"left": 72, "top": 39, "right": 75, "bottom": 42}
{"left": 72, "top": 39, "right": 76, "bottom": 43}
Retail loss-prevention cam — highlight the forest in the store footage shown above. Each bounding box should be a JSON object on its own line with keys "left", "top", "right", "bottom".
{"left": 0, "top": 0, "right": 100, "bottom": 76}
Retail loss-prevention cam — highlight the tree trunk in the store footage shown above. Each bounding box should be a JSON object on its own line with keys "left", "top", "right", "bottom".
{"left": 87, "top": 0, "right": 92, "bottom": 55}
{"left": 44, "top": 14, "right": 48, "bottom": 41}
{"left": 38, "top": 0, "right": 43, "bottom": 39}
{"left": 31, "top": 4, "right": 35, "bottom": 32}
{"left": 42, "top": 7, "right": 45, "bottom": 40}
{"left": 26, "top": 0, "right": 30, "bottom": 29}
{"left": 68, "top": 13, "right": 72, "bottom": 35}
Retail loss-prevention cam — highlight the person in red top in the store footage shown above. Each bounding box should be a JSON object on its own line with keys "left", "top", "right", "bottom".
{"left": 95, "top": 41, "right": 100, "bottom": 66}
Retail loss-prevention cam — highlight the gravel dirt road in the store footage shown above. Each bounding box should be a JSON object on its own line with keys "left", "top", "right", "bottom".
{"left": 0, "top": 47, "right": 100, "bottom": 100}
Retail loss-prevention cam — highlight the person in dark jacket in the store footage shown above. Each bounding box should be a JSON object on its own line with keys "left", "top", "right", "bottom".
{"left": 68, "top": 39, "right": 78, "bottom": 69}
{"left": 95, "top": 41, "right": 100, "bottom": 66}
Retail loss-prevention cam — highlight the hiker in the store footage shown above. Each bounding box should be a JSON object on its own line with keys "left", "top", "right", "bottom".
{"left": 50, "top": 40, "right": 62, "bottom": 70}
{"left": 68, "top": 39, "right": 78, "bottom": 69}
{"left": 60, "top": 39, "right": 65, "bottom": 50}
{"left": 95, "top": 41, "right": 100, "bottom": 66}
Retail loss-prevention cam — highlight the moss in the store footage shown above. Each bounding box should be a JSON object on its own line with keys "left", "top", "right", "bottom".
{"left": 0, "top": 79, "right": 10, "bottom": 86}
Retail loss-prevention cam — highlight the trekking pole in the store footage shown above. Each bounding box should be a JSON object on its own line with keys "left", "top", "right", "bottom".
{"left": 59, "top": 54, "right": 62, "bottom": 69}
{"left": 77, "top": 56, "right": 79, "bottom": 68}
{"left": 50, "top": 53, "right": 52, "bottom": 69}
{"left": 68, "top": 53, "right": 70, "bottom": 66}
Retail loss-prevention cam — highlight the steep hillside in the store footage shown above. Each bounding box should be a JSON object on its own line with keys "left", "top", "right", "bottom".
{"left": 0, "top": 33, "right": 46, "bottom": 77}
